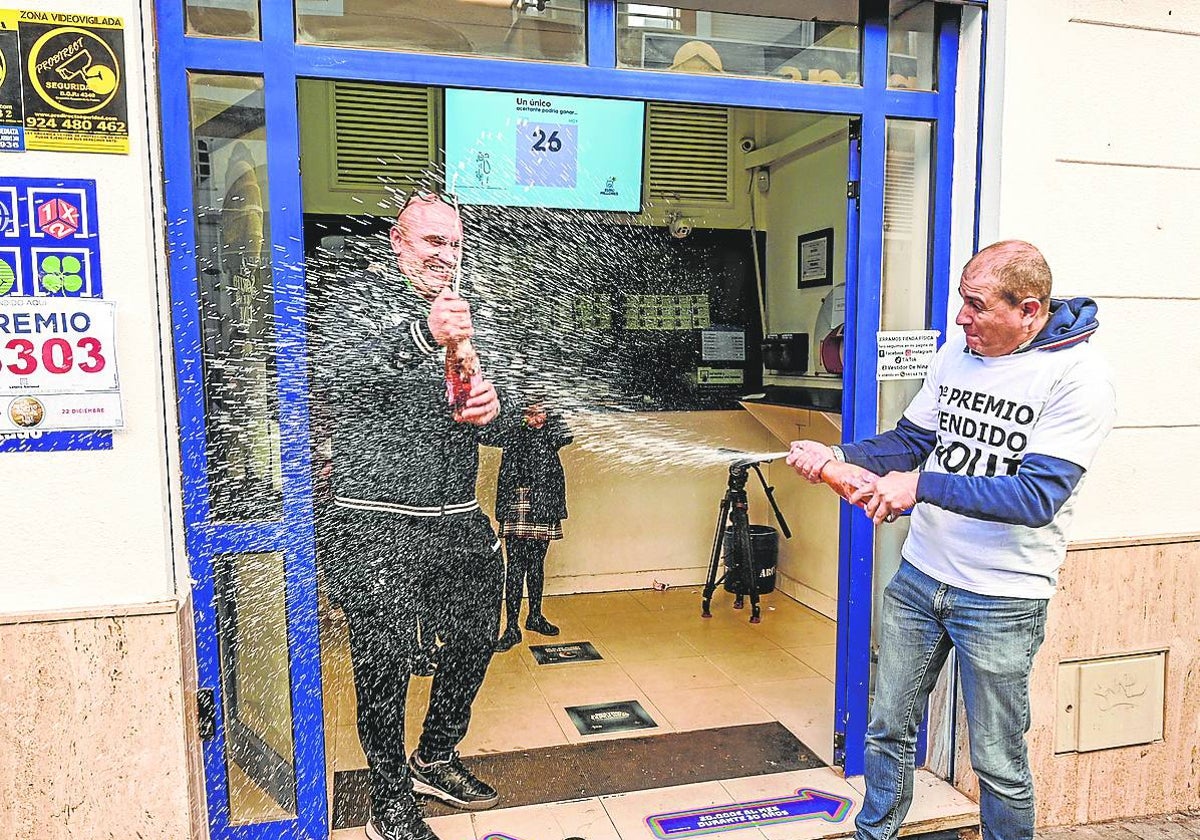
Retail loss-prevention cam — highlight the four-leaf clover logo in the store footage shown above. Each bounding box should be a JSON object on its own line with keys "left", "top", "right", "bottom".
{"left": 40, "top": 255, "right": 83, "bottom": 293}
{"left": 0, "top": 257, "right": 15, "bottom": 295}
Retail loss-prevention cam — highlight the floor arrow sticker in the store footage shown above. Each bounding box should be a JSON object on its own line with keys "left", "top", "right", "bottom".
{"left": 646, "top": 787, "right": 854, "bottom": 837}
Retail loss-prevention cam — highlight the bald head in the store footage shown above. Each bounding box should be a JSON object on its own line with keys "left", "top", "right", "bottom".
{"left": 389, "top": 195, "right": 462, "bottom": 301}
{"left": 963, "top": 240, "right": 1053, "bottom": 308}
{"left": 955, "top": 240, "right": 1054, "bottom": 356}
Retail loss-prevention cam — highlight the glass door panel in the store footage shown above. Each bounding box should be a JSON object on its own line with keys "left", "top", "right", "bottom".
{"left": 872, "top": 118, "right": 933, "bottom": 631}
{"left": 296, "top": 0, "right": 587, "bottom": 63}
{"left": 188, "top": 73, "right": 283, "bottom": 523}
{"left": 617, "top": 2, "right": 861, "bottom": 84}
{"left": 888, "top": 0, "right": 937, "bottom": 90}
{"left": 186, "top": 72, "right": 301, "bottom": 833}
{"left": 186, "top": 0, "right": 261, "bottom": 39}
{"left": 215, "top": 551, "right": 299, "bottom": 822}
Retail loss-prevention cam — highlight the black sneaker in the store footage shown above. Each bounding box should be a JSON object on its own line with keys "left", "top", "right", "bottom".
{"left": 524, "top": 615, "right": 559, "bottom": 636}
{"left": 494, "top": 625, "right": 522, "bottom": 652}
{"left": 409, "top": 752, "right": 499, "bottom": 811}
{"left": 365, "top": 808, "right": 437, "bottom": 840}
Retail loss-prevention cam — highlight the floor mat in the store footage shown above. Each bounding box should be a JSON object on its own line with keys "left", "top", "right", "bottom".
{"left": 332, "top": 721, "right": 825, "bottom": 828}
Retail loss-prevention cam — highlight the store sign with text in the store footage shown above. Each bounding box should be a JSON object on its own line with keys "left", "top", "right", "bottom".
{"left": 876, "top": 330, "right": 939, "bottom": 381}
{"left": 0, "top": 296, "right": 122, "bottom": 431}
{"left": 0, "top": 9, "right": 128, "bottom": 154}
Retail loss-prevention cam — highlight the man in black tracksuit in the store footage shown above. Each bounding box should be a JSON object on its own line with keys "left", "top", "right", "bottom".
{"left": 318, "top": 194, "right": 514, "bottom": 840}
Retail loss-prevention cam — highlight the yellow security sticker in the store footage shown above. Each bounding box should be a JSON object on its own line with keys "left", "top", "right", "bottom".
{"left": 3, "top": 9, "right": 127, "bottom": 154}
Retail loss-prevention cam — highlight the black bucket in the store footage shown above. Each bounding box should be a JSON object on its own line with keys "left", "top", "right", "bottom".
{"left": 722, "top": 525, "right": 778, "bottom": 595}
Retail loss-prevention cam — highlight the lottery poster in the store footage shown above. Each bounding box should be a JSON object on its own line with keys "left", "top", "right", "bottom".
{"left": 0, "top": 9, "right": 128, "bottom": 154}
{"left": 445, "top": 88, "right": 645, "bottom": 212}
{"left": 0, "top": 176, "right": 116, "bottom": 451}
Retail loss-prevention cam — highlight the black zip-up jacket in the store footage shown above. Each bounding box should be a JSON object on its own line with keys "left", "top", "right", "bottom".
{"left": 315, "top": 270, "right": 516, "bottom": 516}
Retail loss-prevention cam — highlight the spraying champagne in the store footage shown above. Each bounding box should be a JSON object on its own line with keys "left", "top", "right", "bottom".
{"left": 442, "top": 188, "right": 483, "bottom": 413}
{"left": 729, "top": 449, "right": 879, "bottom": 509}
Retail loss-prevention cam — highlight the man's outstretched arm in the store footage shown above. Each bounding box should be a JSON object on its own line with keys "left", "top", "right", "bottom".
{"left": 855, "top": 453, "right": 1084, "bottom": 527}
{"left": 839, "top": 416, "right": 938, "bottom": 475}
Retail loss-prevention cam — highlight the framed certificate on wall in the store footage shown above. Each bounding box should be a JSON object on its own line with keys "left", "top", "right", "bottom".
{"left": 797, "top": 227, "right": 834, "bottom": 288}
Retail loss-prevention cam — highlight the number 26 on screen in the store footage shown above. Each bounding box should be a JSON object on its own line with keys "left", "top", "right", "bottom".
{"left": 531, "top": 128, "right": 562, "bottom": 153}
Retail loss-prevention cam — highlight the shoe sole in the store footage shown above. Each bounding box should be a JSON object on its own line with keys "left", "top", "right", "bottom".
{"left": 411, "top": 777, "right": 499, "bottom": 811}
{"left": 367, "top": 817, "right": 439, "bottom": 840}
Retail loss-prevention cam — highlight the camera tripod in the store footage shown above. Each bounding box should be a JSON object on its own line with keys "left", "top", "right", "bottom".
{"left": 701, "top": 459, "right": 791, "bottom": 623}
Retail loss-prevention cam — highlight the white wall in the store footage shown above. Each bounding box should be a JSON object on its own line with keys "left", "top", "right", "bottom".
{"left": 0, "top": 0, "right": 178, "bottom": 614}
{"left": 976, "top": 0, "right": 1200, "bottom": 541}
{"left": 476, "top": 411, "right": 779, "bottom": 594}
{"left": 761, "top": 116, "right": 849, "bottom": 372}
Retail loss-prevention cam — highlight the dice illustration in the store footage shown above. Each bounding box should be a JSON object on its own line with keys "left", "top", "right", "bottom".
{"left": 37, "top": 198, "right": 81, "bottom": 240}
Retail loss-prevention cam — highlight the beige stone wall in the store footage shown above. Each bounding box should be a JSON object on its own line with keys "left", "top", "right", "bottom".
{"left": 945, "top": 2, "right": 1200, "bottom": 820}
{"left": 0, "top": 604, "right": 199, "bottom": 840}
{"left": 978, "top": 1, "right": 1200, "bottom": 542}
{"left": 0, "top": 1, "right": 194, "bottom": 830}
{"left": 950, "top": 537, "right": 1200, "bottom": 825}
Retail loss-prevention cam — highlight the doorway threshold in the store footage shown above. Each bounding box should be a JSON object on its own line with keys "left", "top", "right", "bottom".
{"left": 332, "top": 767, "right": 977, "bottom": 840}
{"left": 332, "top": 722, "right": 823, "bottom": 829}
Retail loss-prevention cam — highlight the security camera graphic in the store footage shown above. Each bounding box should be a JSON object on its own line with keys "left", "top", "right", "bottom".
{"left": 667, "top": 212, "right": 693, "bottom": 239}
{"left": 56, "top": 50, "right": 92, "bottom": 80}
{"left": 56, "top": 49, "right": 117, "bottom": 96}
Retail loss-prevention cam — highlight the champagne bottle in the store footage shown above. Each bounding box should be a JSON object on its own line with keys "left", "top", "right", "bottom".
{"left": 445, "top": 336, "right": 481, "bottom": 412}
{"left": 818, "top": 459, "right": 880, "bottom": 507}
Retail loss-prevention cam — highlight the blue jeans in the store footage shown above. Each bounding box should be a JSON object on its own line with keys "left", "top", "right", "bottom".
{"left": 855, "top": 560, "right": 1048, "bottom": 840}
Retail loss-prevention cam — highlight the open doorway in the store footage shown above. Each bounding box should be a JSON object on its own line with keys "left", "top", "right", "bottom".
{"left": 296, "top": 79, "right": 854, "bottom": 831}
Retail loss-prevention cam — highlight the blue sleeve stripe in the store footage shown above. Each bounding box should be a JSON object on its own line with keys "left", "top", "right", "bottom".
{"left": 916, "top": 453, "right": 1084, "bottom": 528}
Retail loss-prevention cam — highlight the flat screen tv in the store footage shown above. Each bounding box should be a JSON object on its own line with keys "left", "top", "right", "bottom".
{"left": 444, "top": 88, "right": 645, "bottom": 213}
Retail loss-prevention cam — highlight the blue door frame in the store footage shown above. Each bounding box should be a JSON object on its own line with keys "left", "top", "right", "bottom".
{"left": 155, "top": 2, "right": 966, "bottom": 837}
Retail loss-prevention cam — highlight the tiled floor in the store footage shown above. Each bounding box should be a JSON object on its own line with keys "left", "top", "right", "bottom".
{"left": 320, "top": 586, "right": 839, "bottom": 770}
{"left": 319, "top": 588, "right": 979, "bottom": 840}
{"left": 328, "top": 766, "right": 977, "bottom": 840}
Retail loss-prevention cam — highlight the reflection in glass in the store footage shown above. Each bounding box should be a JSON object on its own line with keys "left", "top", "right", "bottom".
{"left": 296, "top": 0, "right": 586, "bottom": 64}
{"left": 188, "top": 74, "right": 283, "bottom": 522}
{"left": 186, "top": 0, "right": 260, "bottom": 40}
{"left": 873, "top": 119, "right": 933, "bottom": 640}
{"left": 880, "top": 121, "right": 932, "bottom": 338}
{"left": 888, "top": 0, "right": 936, "bottom": 90}
{"left": 617, "top": 3, "right": 860, "bottom": 84}
{"left": 215, "top": 552, "right": 298, "bottom": 823}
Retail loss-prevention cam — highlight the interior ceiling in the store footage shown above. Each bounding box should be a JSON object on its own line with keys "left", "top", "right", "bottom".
{"left": 667, "top": 0, "right": 859, "bottom": 23}
{"left": 757, "top": 110, "right": 838, "bottom": 144}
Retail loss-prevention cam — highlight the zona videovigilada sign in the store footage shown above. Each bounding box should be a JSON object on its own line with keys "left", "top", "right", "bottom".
{"left": 0, "top": 9, "right": 128, "bottom": 154}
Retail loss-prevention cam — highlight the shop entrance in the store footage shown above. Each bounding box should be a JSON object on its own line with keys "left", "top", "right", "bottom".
{"left": 293, "top": 83, "right": 856, "bottom": 831}
{"left": 160, "top": 3, "right": 965, "bottom": 838}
